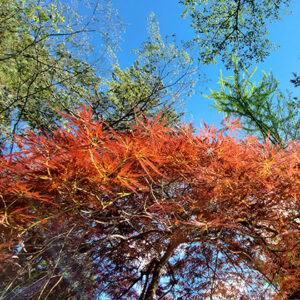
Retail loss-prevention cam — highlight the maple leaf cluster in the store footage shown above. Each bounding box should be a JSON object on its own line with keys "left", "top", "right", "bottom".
{"left": 0, "top": 106, "right": 299, "bottom": 299}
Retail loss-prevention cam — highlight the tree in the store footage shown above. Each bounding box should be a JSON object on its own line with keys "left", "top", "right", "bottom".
{"left": 203, "top": 57, "right": 300, "bottom": 299}
{"left": 0, "top": 0, "right": 123, "bottom": 150}
{"left": 0, "top": 2, "right": 195, "bottom": 153}
{"left": 205, "top": 57, "right": 299, "bottom": 144}
{"left": 0, "top": 106, "right": 299, "bottom": 299}
{"left": 180, "top": 0, "right": 291, "bottom": 67}
{"left": 89, "top": 13, "right": 196, "bottom": 131}
{"left": 204, "top": 57, "right": 300, "bottom": 298}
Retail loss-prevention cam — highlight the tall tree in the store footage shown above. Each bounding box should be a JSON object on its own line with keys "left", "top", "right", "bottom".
{"left": 204, "top": 57, "right": 300, "bottom": 299}
{"left": 0, "top": 3, "right": 196, "bottom": 153}
{"left": 0, "top": 7, "right": 198, "bottom": 297}
{"left": 0, "top": 107, "right": 299, "bottom": 299}
{"left": 180, "top": 0, "right": 291, "bottom": 67}
{"left": 0, "top": 0, "right": 123, "bottom": 150}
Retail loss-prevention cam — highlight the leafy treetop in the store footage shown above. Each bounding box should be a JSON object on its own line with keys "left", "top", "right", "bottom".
{"left": 180, "top": 0, "right": 291, "bottom": 67}
{"left": 0, "top": 106, "right": 299, "bottom": 299}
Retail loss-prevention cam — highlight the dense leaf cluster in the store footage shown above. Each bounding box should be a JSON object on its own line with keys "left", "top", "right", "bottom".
{"left": 0, "top": 107, "right": 299, "bottom": 299}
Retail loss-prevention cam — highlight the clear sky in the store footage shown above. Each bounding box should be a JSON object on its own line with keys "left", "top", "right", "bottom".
{"left": 110, "top": 0, "right": 300, "bottom": 127}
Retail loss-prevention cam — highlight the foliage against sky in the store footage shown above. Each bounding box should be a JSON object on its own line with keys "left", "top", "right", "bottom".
{"left": 0, "top": 0, "right": 121, "bottom": 142}
{"left": 180, "top": 0, "right": 292, "bottom": 67}
{"left": 0, "top": 0, "right": 196, "bottom": 154}
{"left": 206, "top": 57, "right": 299, "bottom": 144}
{"left": 0, "top": 107, "right": 299, "bottom": 299}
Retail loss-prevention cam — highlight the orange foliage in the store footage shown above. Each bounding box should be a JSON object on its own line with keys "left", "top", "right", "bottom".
{"left": 0, "top": 106, "right": 299, "bottom": 299}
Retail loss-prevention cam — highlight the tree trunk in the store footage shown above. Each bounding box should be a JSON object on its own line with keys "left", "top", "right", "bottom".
{"left": 143, "top": 229, "right": 187, "bottom": 300}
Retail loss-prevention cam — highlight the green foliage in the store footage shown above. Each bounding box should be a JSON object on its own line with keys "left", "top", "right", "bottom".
{"left": 97, "top": 13, "right": 196, "bottom": 129}
{"left": 205, "top": 57, "right": 299, "bottom": 144}
{"left": 180, "top": 0, "right": 291, "bottom": 67}
{"left": 0, "top": 2, "right": 196, "bottom": 152}
{"left": 0, "top": 0, "right": 122, "bottom": 149}
{"left": 134, "top": 13, "right": 195, "bottom": 100}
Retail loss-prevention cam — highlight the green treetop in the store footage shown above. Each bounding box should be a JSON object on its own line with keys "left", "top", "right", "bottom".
{"left": 180, "top": 0, "right": 291, "bottom": 67}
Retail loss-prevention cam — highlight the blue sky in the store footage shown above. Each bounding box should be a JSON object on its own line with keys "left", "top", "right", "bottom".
{"left": 110, "top": 0, "right": 300, "bottom": 127}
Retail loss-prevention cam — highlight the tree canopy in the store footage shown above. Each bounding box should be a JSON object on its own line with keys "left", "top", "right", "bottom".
{"left": 180, "top": 0, "right": 291, "bottom": 67}
{"left": 0, "top": 106, "right": 299, "bottom": 299}
{"left": 0, "top": 0, "right": 122, "bottom": 146}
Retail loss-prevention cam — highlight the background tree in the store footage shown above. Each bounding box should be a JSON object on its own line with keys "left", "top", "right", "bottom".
{"left": 180, "top": 0, "right": 292, "bottom": 67}
{"left": 89, "top": 13, "right": 196, "bottom": 130}
{"left": 0, "top": 107, "right": 299, "bottom": 299}
{"left": 0, "top": 2, "right": 195, "bottom": 153}
{"left": 205, "top": 57, "right": 299, "bottom": 145}
{"left": 0, "top": 0, "right": 123, "bottom": 150}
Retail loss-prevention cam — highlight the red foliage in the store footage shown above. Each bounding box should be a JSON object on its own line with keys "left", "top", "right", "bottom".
{"left": 0, "top": 106, "right": 299, "bottom": 299}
